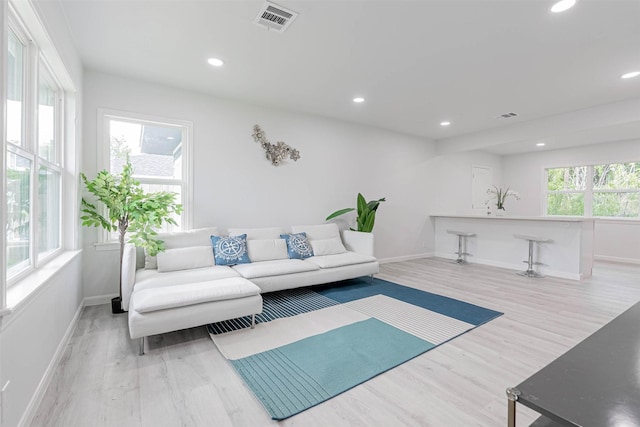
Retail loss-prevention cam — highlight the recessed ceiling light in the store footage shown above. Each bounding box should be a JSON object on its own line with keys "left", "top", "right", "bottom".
{"left": 550, "top": 0, "right": 576, "bottom": 13}
{"left": 536, "top": 142, "right": 546, "bottom": 147}
{"left": 207, "top": 57, "right": 224, "bottom": 67}
{"left": 353, "top": 97, "right": 365, "bottom": 103}
{"left": 440, "top": 121, "right": 451, "bottom": 126}
{"left": 621, "top": 71, "right": 640, "bottom": 79}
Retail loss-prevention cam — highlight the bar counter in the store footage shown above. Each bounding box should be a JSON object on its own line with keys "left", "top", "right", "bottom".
{"left": 431, "top": 214, "right": 594, "bottom": 280}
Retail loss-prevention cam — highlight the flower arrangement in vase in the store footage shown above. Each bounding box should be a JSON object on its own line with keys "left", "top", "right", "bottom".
{"left": 486, "top": 185, "right": 520, "bottom": 214}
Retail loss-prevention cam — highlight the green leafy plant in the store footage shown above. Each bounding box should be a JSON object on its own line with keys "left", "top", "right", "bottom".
{"left": 326, "top": 193, "right": 386, "bottom": 233}
{"left": 80, "top": 157, "right": 182, "bottom": 309}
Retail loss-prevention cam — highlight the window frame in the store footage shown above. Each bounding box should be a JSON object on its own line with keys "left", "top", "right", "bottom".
{"left": 97, "top": 109, "right": 193, "bottom": 243}
{"left": 5, "top": 8, "right": 64, "bottom": 286}
{"left": 544, "top": 163, "right": 640, "bottom": 219}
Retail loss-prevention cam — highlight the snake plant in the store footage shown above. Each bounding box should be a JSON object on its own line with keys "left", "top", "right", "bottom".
{"left": 326, "top": 193, "right": 386, "bottom": 233}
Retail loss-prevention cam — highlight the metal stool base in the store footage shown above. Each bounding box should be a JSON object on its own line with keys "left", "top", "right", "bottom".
{"left": 454, "top": 251, "right": 472, "bottom": 264}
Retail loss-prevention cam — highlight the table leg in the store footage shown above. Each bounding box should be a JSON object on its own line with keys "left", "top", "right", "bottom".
{"left": 506, "top": 387, "right": 521, "bottom": 427}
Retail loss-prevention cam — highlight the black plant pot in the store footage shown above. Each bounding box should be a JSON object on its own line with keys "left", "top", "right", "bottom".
{"left": 111, "top": 296, "right": 126, "bottom": 314}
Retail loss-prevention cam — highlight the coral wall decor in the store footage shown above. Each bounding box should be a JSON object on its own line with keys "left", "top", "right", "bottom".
{"left": 252, "top": 125, "right": 300, "bottom": 166}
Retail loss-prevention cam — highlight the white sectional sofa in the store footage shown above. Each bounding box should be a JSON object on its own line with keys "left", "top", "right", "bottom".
{"left": 121, "top": 223, "right": 378, "bottom": 354}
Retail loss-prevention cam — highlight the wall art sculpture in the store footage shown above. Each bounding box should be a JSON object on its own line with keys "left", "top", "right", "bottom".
{"left": 252, "top": 125, "right": 300, "bottom": 166}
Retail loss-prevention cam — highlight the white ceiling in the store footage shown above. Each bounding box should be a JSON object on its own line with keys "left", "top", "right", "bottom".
{"left": 58, "top": 0, "right": 640, "bottom": 154}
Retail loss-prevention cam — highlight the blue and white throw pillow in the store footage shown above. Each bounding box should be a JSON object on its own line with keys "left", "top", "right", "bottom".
{"left": 280, "top": 232, "right": 314, "bottom": 259}
{"left": 210, "top": 234, "right": 251, "bottom": 266}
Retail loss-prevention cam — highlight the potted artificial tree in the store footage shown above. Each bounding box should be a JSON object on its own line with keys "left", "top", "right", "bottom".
{"left": 80, "top": 158, "right": 182, "bottom": 313}
{"left": 326, "top": 193, "right": 385, "bottom": 257}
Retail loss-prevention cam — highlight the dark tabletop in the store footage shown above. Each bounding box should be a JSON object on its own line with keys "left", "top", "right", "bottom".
{"left": 514, "top": 301, "right": 640, "bottom": 427}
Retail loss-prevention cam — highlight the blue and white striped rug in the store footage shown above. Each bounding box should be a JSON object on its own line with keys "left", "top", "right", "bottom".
{"left": 208, "top": 277, "right": 502, "bottom": 420}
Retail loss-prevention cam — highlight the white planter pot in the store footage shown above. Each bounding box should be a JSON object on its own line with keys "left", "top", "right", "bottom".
{"left": 341, "top": 229, "right": 375, "bottom": 256}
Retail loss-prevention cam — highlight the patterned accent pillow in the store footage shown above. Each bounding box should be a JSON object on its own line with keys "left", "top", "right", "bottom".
{"left": 210, "top": 234, "right": 251, "bottom": 266}
{"left": 280, "top": 233, "right": 315, "bottom": 259}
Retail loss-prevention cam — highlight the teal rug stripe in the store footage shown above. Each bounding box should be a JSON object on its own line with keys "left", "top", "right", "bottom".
{"left": 316, "top": 277, "right": 503, "bottom": 326}
{"left": 231, "top": 318, "right": 435, "bottom": 420}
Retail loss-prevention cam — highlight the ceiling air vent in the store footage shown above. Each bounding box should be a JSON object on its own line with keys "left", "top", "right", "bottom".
{"left": 497, "top": 112, "right": 518, "bottom": 119}
{"left": 254, "top": 2, "right": 298, "bottom": 33}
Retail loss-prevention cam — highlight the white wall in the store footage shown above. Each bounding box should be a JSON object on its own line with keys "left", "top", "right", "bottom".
{"left": 502, "top": 139, "right": 640, "bottom": 263}
{"left": 81, "top": 70, "right": 439, "bottom": 298}
{"left": 428, "top": 150, "right": 503, "bottom": 214}
{"left": 0, "top": 1, "right": 84, "bottom": 426}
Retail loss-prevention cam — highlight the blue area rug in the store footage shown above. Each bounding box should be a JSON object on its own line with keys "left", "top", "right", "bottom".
{"left": 208, "top": 277, "right": 502, "bottom": 420}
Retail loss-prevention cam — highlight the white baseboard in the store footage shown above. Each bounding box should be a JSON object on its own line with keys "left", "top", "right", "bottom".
{"left": 594, "top": 255, "right": 640, "bottom": 265}
{"left": 379, "top": 252, "right": 433, "bottom": 264}
{"left": 83, "top": 293, "right": 118, "bottom": 306}
{"left": 18, "top": 301, "right": 84, "bottom": 427}
{"left": 434, "top": 252, "right": 582, "bottom": 280}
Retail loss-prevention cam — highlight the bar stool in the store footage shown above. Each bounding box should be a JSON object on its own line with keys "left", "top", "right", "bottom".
{"left": 514, "top": 234, "right": 553, "bottom": 278}
{"left": 446, "top": 230, "right": 476, "bottom": 264}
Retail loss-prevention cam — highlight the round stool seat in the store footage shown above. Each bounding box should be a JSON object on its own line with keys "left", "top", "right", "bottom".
{"left": 514, "top": 234, "right": 553, "bottom": 244}
{"left": 447, "top": 230, "right": 476, "bottom": 237}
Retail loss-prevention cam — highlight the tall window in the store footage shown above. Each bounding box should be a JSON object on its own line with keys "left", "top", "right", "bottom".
{"left": 546, "top": 163, "right": 640, "bottom": 218}
{"left": 101, "top": 112, "right": 191, "bottom": 238}
{"left": 5, "top": 14, "right": 63, "bottom": 283}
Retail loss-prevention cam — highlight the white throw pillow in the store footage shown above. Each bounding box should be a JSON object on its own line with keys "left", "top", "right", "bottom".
{"left": 310, "top": 237, "right": 347, "bottom": 256}
{"left": 291, "top": 223, "right": 340, "bottom": 240}
{"left": 246, "top": 239, "right": 289, "bottom": 262}
{"left": 156, "top": 246, "right": 215, "bottom": 272}
{"left": 144, "top": 226, "right": 219, "bottom": 269}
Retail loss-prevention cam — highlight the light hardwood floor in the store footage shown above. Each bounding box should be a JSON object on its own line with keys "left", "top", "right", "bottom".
{"left": 31, "top": 258, "right": 640, "bottom": 427}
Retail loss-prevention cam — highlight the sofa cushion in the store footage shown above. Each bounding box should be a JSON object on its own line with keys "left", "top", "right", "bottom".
{"left": 228, "top": 227, "right": 285, "bottom": 239}
{"left": 246, "top": 239, "right": 289, "bottom": 262}
{"left": 310, "top": 237, "right": 347, "bottom": 256}
{"left": 232, "top": 259, "right": 319, "bottom": 279}
{"left": 211, "top": 234, "right": 251, "bottom": 266}
{"left": 133, "top": 277, "right": 261, "bottom": 314}
{"left": 304, "top": 252, "right": 377, "bottom": 269}
{"left": 291, "top": 223, "right": 340, "bottom": 240}
{"left": 156, "top": 246, "right": 214, "bottom": 272}
{"left": 135, "top": 266, "right": 240, "bottom": 291}
{"left": 280, "top": 232, "right": 314, "bottom": 259}
{"left": 144, "top": 226, "right": 219, "bottom": 269}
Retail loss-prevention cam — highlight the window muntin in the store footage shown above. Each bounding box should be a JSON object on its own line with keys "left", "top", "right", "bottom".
{"left": 6, "top": 151, "right": 32, "bottom": 278}
{"left": 546, "top": 193, "right": 584, "bottom": 216}
{"left": 7, "top": 29, "right": 24, "bottom": 147}
{"left": 38, "top": 63, "right": 58, "bottom": 163}
{"left": 37, "top": 166, "right": 61, "bottom": 258}
{"left": 546, "top": 163, "right": 640, "bottom": 218}
{"left": 592, "top": 163, "right": 640, "bottom": 189}
{"left": 547, "top": 166, "right": 588, "bottom": 191}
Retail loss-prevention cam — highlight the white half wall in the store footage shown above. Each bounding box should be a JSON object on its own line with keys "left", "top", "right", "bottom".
{"left": 81, "top": 71, "right": 438, "bottom": 298}
{"left": 502, "top": 139, "right": 640, "bottom": 263}
{"left": 1, "top": 254, "right": 83, "bottom": 427}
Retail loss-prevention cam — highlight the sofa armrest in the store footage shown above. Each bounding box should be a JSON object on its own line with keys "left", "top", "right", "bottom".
{"left": 121, "top": 243, "right": 138, "bottom": 311}
{"left": 341, "top": 230, "right": 375, "bottom": 257}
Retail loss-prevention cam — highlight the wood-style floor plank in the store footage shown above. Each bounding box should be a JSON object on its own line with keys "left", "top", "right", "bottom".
{"left": 31, "top": 259, "right": 640, "bottom": 426}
